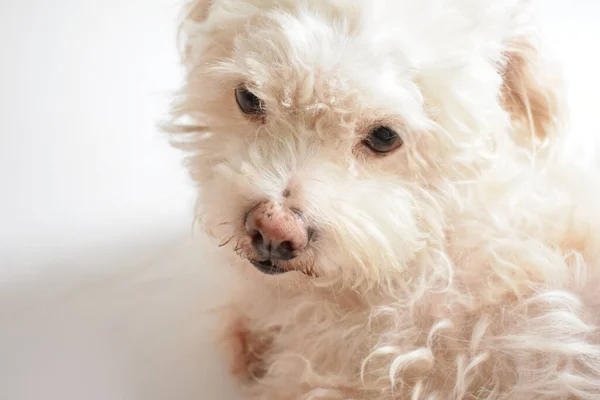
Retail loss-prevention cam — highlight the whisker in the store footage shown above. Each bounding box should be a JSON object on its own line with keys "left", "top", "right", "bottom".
{"left": 219, "top": 236, "right": 234, "bottom": 247}
{"left": 191, "top": 215, "right": 201, "bottom": 238}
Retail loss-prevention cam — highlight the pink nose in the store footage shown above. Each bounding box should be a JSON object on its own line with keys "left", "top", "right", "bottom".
{"left": 244, "top": 201, "right": 309, "bottom": 261}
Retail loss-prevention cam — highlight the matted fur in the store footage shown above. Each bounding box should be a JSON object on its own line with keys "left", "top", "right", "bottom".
{"left": 167, "top": 0, "right": 600, "bottom": 398}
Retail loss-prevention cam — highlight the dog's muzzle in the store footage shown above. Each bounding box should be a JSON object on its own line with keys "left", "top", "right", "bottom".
{"left": 244, "top": 200, "right": 310, "bottom": 275}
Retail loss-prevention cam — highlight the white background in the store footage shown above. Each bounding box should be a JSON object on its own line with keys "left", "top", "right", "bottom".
{"left": 0, "top": 1, "right": 599, "bottom": 399}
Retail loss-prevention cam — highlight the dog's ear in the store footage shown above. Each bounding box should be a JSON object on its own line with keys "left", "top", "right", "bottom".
{"left": 500, "top": 36, "right": 566, "bottom": 148}
{"left": 178, "top": 0, "right": 214, "bottom": 65}
{"left": 183, "top": 0, "right": 213, "bottom": 23}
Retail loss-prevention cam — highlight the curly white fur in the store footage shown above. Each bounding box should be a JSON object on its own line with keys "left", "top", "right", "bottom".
{"left": 167, "top": 0, "right": 600, "bottom": 398}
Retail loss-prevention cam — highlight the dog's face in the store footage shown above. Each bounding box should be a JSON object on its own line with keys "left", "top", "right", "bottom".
{"left": 171, "top": 0, "right": 561, "bottom": 287}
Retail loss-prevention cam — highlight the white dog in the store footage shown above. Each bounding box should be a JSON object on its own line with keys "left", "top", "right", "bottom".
{"left": 167, "top": 0, "right": 600, "bottom": 398}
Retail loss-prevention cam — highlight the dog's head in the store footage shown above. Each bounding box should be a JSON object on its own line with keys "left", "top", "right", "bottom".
{"left": 169, "top": 0, "right": 564, "bottom": 287}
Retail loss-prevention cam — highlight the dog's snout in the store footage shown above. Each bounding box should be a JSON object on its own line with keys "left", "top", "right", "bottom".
{"left": 245, "top": 201, "right": 309, "bottom": 262}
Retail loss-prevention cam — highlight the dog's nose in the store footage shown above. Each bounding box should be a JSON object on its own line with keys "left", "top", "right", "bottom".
{"left": 245, "top": 201, "right": 309, "bottom": 261}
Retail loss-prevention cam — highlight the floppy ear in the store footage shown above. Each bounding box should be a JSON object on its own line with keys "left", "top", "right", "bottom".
{"left": 183, "top": 0, "right": 213, "bottom": 23}
{"left": 500, "top": 36, "right": 566, "bottom": 148}
{"left": 178, "top": 0, "right": 214, "bottom": 63}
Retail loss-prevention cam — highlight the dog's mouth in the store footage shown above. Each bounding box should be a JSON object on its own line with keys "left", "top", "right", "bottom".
{"left": 250, "top": 260, "right": 290, "bottom": 275}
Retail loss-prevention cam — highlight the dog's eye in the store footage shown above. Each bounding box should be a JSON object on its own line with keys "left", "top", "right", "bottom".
{"left": 235, "top": 87, "right": 264, "bottom": 116}
{"left": 363, "top": 126, "right": 403, "bottom": 154}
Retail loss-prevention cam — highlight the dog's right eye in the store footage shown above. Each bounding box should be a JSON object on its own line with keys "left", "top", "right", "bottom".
{"left": 235, "top": 87, "right": 264, "bottom": 116}
{"left": 362, "top": 126, "right": 403, "bottom": 155}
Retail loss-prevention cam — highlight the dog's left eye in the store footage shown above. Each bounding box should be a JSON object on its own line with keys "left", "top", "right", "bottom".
{"left": 363, "top": 126, "right": 403, "bottom": 154}
{"left": 235, "top": 87, "right": 264, "bottom": 116}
